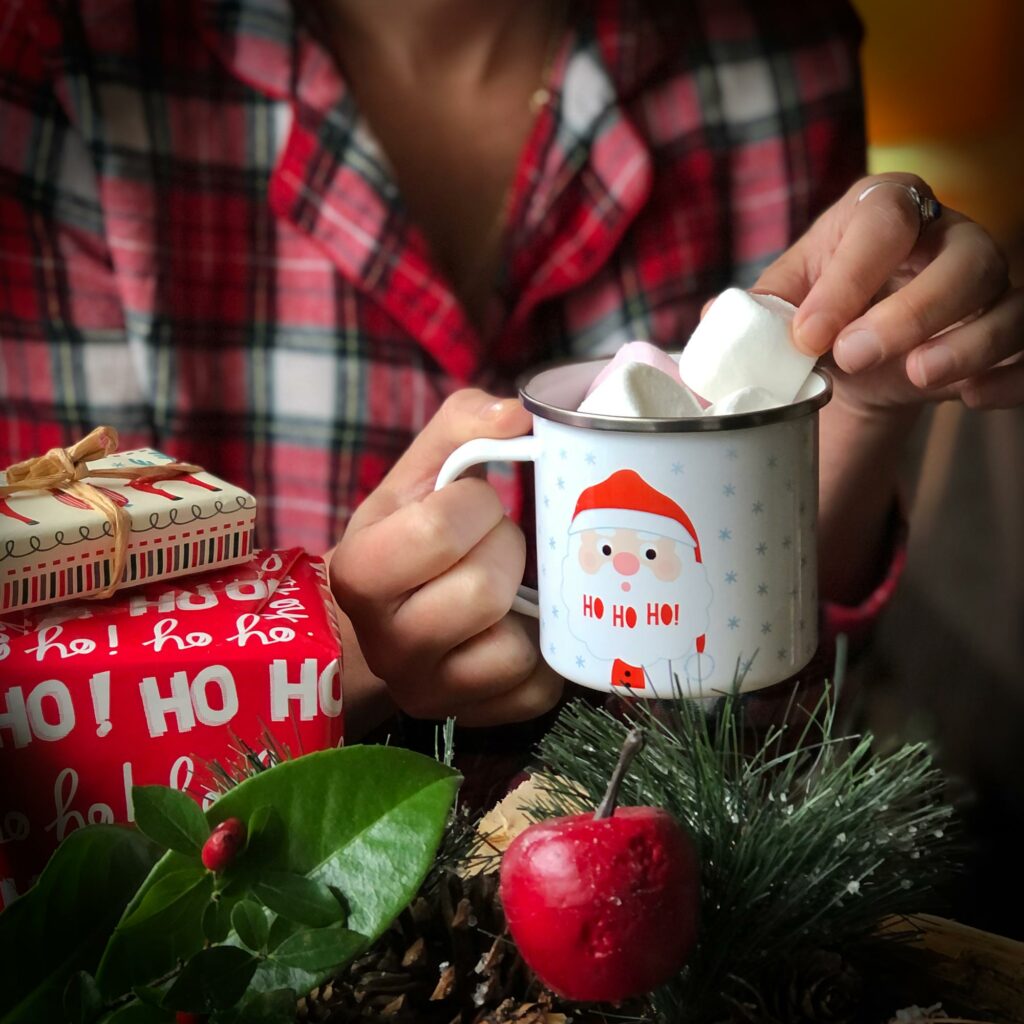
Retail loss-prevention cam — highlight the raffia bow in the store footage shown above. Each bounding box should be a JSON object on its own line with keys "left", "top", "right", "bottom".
{"left": 1, "top": 426, "right": 202, "bottom": 600}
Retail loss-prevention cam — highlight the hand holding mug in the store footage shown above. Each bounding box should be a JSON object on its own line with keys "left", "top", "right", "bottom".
{"left": 329, "top": 390, "right": 563, "bottom": 727}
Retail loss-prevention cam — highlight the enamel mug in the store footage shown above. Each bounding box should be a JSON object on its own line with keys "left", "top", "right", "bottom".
{"left": 435, "top": 359, "right": 831, "bottom": 698}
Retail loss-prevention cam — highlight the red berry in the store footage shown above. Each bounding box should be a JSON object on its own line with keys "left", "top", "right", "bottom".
{"left": 500, "top": 806, "right": 699, "bottom": 1003}
{"left": 201, "top": 817, "right": 246, "bottom": 872}
{"left": 175, "top": 1013, "right": 206, "bottom": 1024}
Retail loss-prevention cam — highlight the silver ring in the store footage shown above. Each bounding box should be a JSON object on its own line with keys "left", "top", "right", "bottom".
{"left": 857, "top": 180, "right": 942, "bottom": 235}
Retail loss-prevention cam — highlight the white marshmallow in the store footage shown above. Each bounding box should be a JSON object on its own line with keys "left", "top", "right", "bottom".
{"left": 678, "top": 289, "right": 816, "bottom": 404}
{"left": 585, "top": 340, "right": 684, "bottom": 397}
{"left": 792, "top": 374, "right": 821, "bottom": 402}
{"left": 705, "top": 385, "right": 784, "bottom": 416}
{"left": 578, "top": 362, "right": 704, "bottom": 419}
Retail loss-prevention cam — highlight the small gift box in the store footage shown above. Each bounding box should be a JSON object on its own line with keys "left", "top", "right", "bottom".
{"left": 0, "top": 548, "right": 344, "bottom": 908}
{"left": 1, "top": 427, "right": 257, "bottom": 613}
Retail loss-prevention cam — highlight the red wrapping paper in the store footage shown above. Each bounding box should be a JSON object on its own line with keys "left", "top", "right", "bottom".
{"left": 0, "top": 548, "right": 343, "bottom": 908}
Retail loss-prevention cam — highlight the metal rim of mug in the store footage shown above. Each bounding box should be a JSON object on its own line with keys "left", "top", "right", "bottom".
{"left": 517, "top": 359, "right": 833, "bottom": 433}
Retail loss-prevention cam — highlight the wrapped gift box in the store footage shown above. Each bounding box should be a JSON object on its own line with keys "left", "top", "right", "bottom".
{"left": 0, "top": 548, "right": 344, "bottom": 908}
{"left": 1, "top": 446, "right": 257, "bottom": 613}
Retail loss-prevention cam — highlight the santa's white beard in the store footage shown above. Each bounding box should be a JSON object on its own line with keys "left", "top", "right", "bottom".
{"left": 561, "top": 552, "right": 713, "bottom": 665}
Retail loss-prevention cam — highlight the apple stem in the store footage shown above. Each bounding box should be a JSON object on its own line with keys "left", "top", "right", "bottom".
{"left": 594, "top": 728, "right": 645, "bottom": 820}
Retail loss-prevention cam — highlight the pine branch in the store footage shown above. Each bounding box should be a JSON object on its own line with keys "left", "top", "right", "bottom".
{"left": 522, "top": 674, "right": 959, "bottom": 1024}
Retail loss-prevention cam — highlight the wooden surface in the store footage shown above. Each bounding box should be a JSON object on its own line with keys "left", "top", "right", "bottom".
{"left": 878, "top": 915, "right": 1024, "bottom": 1022}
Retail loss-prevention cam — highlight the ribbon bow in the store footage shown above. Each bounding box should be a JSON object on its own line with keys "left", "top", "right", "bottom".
{"left": 1, "top": 426, "right": 202, "bottom": 600}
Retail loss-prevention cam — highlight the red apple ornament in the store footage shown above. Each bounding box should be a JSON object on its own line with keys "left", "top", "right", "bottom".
{"left": 500, "top": 730, "right": 699, "bottom": 1003}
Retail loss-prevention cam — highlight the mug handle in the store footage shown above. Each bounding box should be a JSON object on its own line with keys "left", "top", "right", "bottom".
{"left": 434, "top": 435, "right": 542, "bottom": 619}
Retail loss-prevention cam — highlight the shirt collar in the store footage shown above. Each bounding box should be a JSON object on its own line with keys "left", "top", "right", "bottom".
{"left": 195, "top": 0, "right": 663, "bottom": 382}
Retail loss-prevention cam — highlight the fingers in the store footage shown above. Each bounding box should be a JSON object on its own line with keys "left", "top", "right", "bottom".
{"left": 906, "top": 287, "right": 1024, "bottom": 396}
{"left": 391, "top": 516, "right": 526, "bottom": 653}
{"left": 836, "top": 218, "right": 1009, "bottom": 376}
{"left": 333, "top": 476, "right": 507, "bottom": 602}
{"left": 962, "top": 356, "right": 1024, "bottom": 410}
{"left": 791, "top": 174, "right": 932, "bottom": 356}
{"left": 390, "top": 614, "right": 561, "bottom": 722}
{"left": 450, "top": 662, "right": 564, "bottom": 727}
{"left": 351, "top": 390, "right": 531, "bottom": 527}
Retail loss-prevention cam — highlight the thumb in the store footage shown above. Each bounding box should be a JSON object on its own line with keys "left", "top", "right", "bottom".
{"left": 354, "top": 389, "right": 531, "bottom": 524}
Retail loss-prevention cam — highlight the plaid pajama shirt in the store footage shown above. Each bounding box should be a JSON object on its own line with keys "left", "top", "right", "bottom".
{"left": 0, "top": 0, "right": 867, "bottom": 556}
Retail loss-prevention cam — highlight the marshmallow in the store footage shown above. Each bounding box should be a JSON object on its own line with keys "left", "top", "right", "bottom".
{"left": 678, "top": 289, "right": 816, "bottom": 404}
{"left": 585, "top": 340, "right": 685, "bottom": 398}
{"left": 705, "top": 385, "right": 784, "bottom": 416}
{"left": 578, "top": 362, "right": 704, "bottom": 418}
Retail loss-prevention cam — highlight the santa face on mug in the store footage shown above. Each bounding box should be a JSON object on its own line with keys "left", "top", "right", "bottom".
{"left": 561, "top": 470, "right": 714, "bottom": 689}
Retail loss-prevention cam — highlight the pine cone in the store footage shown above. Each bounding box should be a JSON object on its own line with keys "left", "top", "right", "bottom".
{"left": 767, "top": 950, "right": 863, "bottom": 1024}
{"left": 301, "top": 871, "right": 618, "bottom": 1024}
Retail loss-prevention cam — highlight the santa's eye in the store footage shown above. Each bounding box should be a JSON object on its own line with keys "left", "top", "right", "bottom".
{"left": 645, "top": 548, "right": 657, "bottom": 560}
{"left": 601, "top": 544, "right": 613, "bottom": 556}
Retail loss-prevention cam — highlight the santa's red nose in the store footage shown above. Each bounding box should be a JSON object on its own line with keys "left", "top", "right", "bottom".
{"left": 612, "top": 552, "right": 640, "bottom": 576}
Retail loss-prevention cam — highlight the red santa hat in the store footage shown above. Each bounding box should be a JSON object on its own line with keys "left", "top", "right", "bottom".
{"left": 569, "top": 469, "right": 702, "bottom": 562}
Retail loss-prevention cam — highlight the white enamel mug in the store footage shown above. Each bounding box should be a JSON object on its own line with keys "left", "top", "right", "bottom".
{"left": 435, "top": 359, "right": 831, "bottom": 698}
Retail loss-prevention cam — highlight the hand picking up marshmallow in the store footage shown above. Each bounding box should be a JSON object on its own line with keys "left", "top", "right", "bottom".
{"left": 578, "top": 290, "right": 817, "bottom": 419}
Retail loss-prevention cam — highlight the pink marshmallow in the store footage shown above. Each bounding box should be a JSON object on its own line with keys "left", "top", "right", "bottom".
{"left": 585, "top": 341, "right": 685, "bottom": 398}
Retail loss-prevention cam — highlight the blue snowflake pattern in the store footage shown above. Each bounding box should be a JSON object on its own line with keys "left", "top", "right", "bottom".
{"left": 757, "top": 582, "right": 768, "bottom": 596}
{"left": 742, "top": 657, "right": 755, "bottom": 675}
{"left": 761, "top": 621, "right": 772, "bottom": 635}
{"left": 767, "top": 455, "right": 778, "bottom": 469}
{"left": 671, "top": 462, "right": 684, "bottom": 475}
{"left": 557, "top": 477, "right": 566, "bottom": 490}
{"left": 560, "top": 448, "right": 568, "bottom": 460}
{"left": 549, "top": 643, "right": 557, "bottom": 656}
{"left": 728, "top": 616, "right": 740, "bottom": 630}
{"left": 585, "top": 452, "right": 597, "bottom": 465}
{"left": 575, "top": 655, "right": 586, "bottom": 669}
{"left": 543, "top": 495, "right": 550, "bottom": 508}
{"left": 551, "top": 605, "right": 560, "bottom": 619}
{"left": 727, "top": 447, "right": 738, "bottom": 460}
{"left": 799, "top": 619, "right": 805, "bottom": 632}
{"left": 777, "top": 648, "right": 787, "bottom": 660}
{"left": 800, "top": 555, "right": 808, "bottom": 568}
{"left": 549, "top": 537, "right": 557, "bottom": 550}
{"left": 719, "top": 528, "right": 732, "bottom": 541}
{"left": 756, "top": 541, "right": 768, "bottom": 556}
{"left": 752, "top": 500, "right": 764, "bottom": 514}
{"left": 785, "top": 479, "right": 794, "bottom": 492}
{"left": 723, "top": 483, "right": 736, "bottom": 497}
{"left": 725, "top": 571, "right": 738, "bottom": 584}
{"left": 782, "top": 535, "right": 792, "bottom": 549}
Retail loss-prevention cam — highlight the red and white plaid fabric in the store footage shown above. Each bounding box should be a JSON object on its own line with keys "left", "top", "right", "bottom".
{"left": 0, "top": 0, "right": 866, "bottom": 554}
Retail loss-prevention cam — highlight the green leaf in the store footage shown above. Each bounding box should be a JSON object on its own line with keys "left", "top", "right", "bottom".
{"left": 99, "top": 747, "right": 459, "bottom": 1004}
{"left": 232, "top": 988, "right": 297, "bottom": 1024}
{"left": 231, "top": 901, "right": 270, "bottom": 953}
{"left": 203, "top": 894, "right": 235, "bottom": 943}
{"left": 163, "top": 947, "right": 257, "bottom": 1013}
{"left": 132, "top": 786, "right": 209, "bottom": 856}
{"left": 119, "top": 868, "right": 208, "bottom": 930}
{"left": 0, "top": 825, "right": 159, "bottom": 1024}
{"left": 96, "top": 871, "right": 213, "bottom": 997}
{"left": 253, "top": 872, "right": 343, "bottom": 928}
{"left": 266, "top": 913, "right": 301, "bottom": 953}
{"left": 98, "top": 1002, "right": 171, "bottom": 1023}
{"left": 269, "top": 923, "right": 364, "bottom": 970}
{"left": 63, "top": 971, "right": 103, "bottom": 1024}
{"left": 246, "top": 806, "right": 281, "bottom": 857}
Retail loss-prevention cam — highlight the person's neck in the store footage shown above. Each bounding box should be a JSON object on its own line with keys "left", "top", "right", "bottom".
{"left": 317, "top": 0, "right": 540, "bottom": 87}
